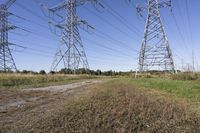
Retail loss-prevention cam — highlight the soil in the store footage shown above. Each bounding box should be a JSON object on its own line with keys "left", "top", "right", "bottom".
{"left": 0, "top": 79, "right": 106, "bottom": 132}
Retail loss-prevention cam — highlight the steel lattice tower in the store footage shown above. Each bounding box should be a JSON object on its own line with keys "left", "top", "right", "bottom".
{"left": 44, "top": 0, "right": 102, "bottom": 72}
{"left": 51, "top": 0, "right": 89, "bottom": 72}
{"left": 137, "top": 0, "right": 175, "bottom": 73}
{"left": 0, "top": 0, "right": 17, "bottom": 72}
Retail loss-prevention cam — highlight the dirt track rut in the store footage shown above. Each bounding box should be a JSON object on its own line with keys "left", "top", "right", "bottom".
{"left": 0, "top": 79, "right": 106, "bottom": 130}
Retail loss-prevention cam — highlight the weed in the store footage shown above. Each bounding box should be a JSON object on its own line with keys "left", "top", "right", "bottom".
{"left": 0, "top": 73, "right": 98, "bottom": 89}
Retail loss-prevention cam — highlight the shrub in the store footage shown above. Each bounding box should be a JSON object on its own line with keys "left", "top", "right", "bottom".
{"left": 39, "top": 70, "right": 46, "bottom": 75}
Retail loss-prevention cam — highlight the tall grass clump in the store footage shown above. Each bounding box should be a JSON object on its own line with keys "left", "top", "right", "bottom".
{"left": 0, "top": 73, "right": 96, "bottom": 89}
{"left": 171, "top": 73, "right": 200, "bottom": 81}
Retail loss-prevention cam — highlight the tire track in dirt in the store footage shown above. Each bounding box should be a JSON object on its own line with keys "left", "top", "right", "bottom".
{"left": 0, "top": 79, "right": 108, "bottom": 131}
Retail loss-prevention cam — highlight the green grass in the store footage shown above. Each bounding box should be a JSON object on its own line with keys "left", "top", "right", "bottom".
{"left": 0, "top": 73, "right": 99, "bottom": 90}
{"left": 8, "top": 78, "right": 199, "bottom": 132}
{"left": 121, "top": 77, "right": 200, "bottom": 102}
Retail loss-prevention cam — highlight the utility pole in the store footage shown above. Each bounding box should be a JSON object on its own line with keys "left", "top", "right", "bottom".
{"left": 192, "top": 51, "right": 195, "bottom": 72}
{"left": 136, "top": 0, "right": 175, "bottom": 73}
{"left": 196, "top": 62, "right": 199, "bottom": 72}
{"left": 0, "top": 0, "right": 17, "bottom": 72}
{"left": 181, "top": 58, "right": 184, "bottom": 72}
{"left": 42, "top": 0, "right": 103, "bottom": 73}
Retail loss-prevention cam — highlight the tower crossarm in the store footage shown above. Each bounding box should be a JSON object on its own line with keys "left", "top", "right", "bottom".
{"left": 48, "top": 2, "right": 68, "bottom": 12}
{"left": 48, "top": 0, "right": 103, "bottom": 13}
{"left": 4, "top": 0, "right": 16, "bottom": 9}
{"left": 0, "top": 25, "right": 16, "bottom": 32}
{"left": 75, "top": 0, "right": 104, "bottom": 8}
{"left": 136, "top": 0, "right": 172, "bottom": 17}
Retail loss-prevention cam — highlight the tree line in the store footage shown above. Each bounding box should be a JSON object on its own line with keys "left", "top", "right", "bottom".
{"left": 0, "top": 68, "right": 133, "bottom": 76}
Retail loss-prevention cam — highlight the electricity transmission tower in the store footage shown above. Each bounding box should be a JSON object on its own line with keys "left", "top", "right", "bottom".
{"left": 0, "top": 0, "right": 17, "bottom": 72}
{"left": 43, "top": 0, "right": 103, "bottom": 72}
{"left": 136, "top": 0, "right": 175, "bottom": 73}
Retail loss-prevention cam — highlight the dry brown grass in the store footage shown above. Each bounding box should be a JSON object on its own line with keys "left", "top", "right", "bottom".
{"left": 0, "top": 73, "right": 98, "bottom": 90}
{"left": 2, "top": 79, "right": 199, "bottom": 132}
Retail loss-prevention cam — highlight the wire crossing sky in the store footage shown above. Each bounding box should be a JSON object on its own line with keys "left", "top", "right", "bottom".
{"left": 1, "top": 0, "right": 200, "bottom": 72}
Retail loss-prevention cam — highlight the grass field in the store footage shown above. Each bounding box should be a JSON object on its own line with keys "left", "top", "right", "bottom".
{"left": 2, "top": 77, "right": 199, "bottom": 132}
{"left": 119, "top": 77, "right": 200, "bottom": 115}
{"left": 0, "top": 73, "right": 99, "bottom": 90}
{"left": 129, "top": 77, "right": 200, "bottom": 102}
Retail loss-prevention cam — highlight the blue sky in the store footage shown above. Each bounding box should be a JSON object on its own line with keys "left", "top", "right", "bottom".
{"left": 1, "top": 0, "right": 200, "bottom": 72}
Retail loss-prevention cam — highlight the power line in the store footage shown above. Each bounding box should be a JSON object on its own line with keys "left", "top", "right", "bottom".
{"left": 161, "top": 2, "right": 190, "bottom": 60}
{"left": 15, "top": 0, "right": 139, "bottom": 63}
{"left": 11, "top": 34, "right": 135, "bottom": 59}
{"left": 170, "top": 11, "right": 189, "bottom": 52}
{"left": 22, "top": 17, "right": 49, "bottom": 30}
{"left": 10, "top": 26, "right": 137, "bottom": 59}
{"left": 93, "top": 28, "right": 139, "bottom": 52}
{"left": 15, "top": 2, "right": 46, "bottom": 21}
{"left": 11, "top": 12, "right": 139, "bottom": 56}
{"left": 14, "top": 50, "right": 53, "bottom": 58}
{"left": 101, "top": 0, "right": 142, "bottom": 37}
{"left": 176, "top": 0, "right": 190, "bottom": 44}
{"left": 19, "top": 27, "right": 57, "bottom": 41}
{"left": 10, "top": 38, "right": 55, "bottom": 50}
{"left": 10, "top": 40, "right": 55, "bottom": 55}
{"left": 8, "top": 39, "right": 56, "bottom": 56}
{"left": 13, "top": 2, "right": 51, "bottom": 30}
{"left": 13, "top": 39, "right": 135, "bottom": 62}
{"left": 83, "top": 37, "right": 135, "bottom": 57}
{"left": 185, "top": 0, "right": 195, "bottom": 71}
{"left": 185, "top": 0, "right": 194, "bottom": 47}
{"left": 7, "top": 3, "right": 60, "bottom": 42}
{"left": 15, "top": 48, "right": 136, "bottom": 67}
{"left": 83, "top": 7, "right": 140, "bottom": 41}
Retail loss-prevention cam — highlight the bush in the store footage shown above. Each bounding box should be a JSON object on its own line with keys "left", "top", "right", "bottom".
{"left": 39, "top": 70, "right": 46, "bottom": 75}
{"left": 49, "top": 71, "right": 55, "bottom": 74}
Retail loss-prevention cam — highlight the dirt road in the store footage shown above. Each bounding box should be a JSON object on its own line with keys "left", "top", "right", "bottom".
{"left": 0, "top": 79, "right": 107, "bottom": 132}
